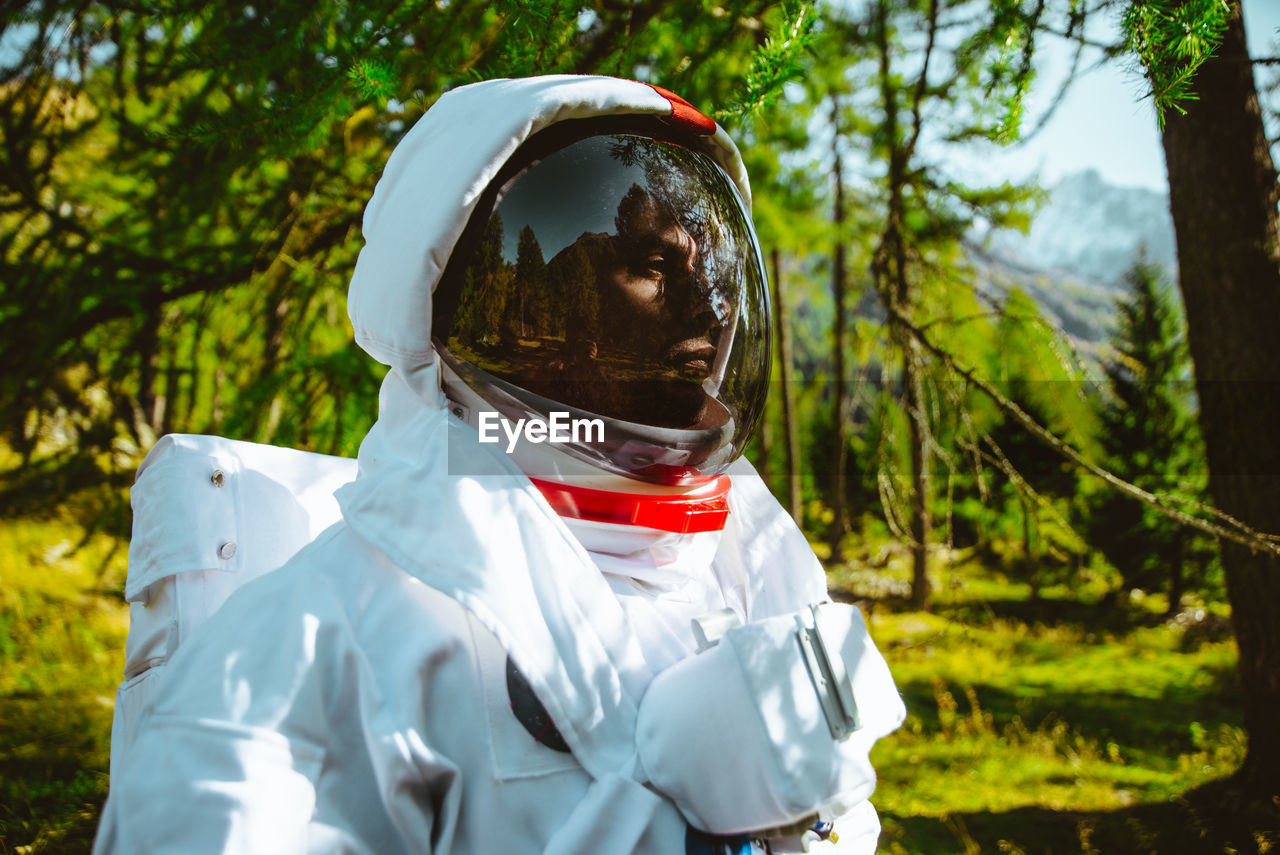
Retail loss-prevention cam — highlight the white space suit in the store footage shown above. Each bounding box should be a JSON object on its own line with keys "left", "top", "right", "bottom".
{"left": 93, "top": 75, "right": 905, "bottom": 855}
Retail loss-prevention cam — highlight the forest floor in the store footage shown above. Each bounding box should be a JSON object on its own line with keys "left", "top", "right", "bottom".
{"left": 828, "top": 543, "right": 1271, "bottom": 854}
{"left": 0, "top": 510, "right": 127, "bottom": 854}
{"left": 0, "top": 515, "right": 1266, "bottom": 854}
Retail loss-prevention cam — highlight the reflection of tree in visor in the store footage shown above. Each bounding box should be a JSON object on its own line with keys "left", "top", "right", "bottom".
{"left": 433, "top": 128, "right": 771, "bottom": 483}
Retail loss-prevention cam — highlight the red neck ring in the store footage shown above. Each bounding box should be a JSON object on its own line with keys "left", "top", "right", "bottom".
{"left": 529, "top": 475, "right": 732, "bottom": 534}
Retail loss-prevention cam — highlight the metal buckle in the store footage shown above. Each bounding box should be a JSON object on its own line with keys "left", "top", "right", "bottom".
{"left": 796, "top": 603, "right": 860, "bottom": 740}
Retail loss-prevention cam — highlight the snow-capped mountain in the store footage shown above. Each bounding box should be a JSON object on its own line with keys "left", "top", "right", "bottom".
{"left": 988, "top": 169, "right": 1176, "bottom": 281}
{"left": 971, "top": 170, "right": 1177, "bottom": 343}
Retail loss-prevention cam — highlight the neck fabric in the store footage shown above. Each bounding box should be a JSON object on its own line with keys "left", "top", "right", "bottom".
{"left": 560, "top": 516, "right": 741, "bottom": 673}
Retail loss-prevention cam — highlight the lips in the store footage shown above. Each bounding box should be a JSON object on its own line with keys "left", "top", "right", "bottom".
{"left": 665, "top": 338, "right": 716, "bottom": 375}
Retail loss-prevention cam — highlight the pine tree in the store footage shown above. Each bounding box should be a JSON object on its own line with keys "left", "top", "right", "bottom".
{"left": 828, "top": 94, "right": 851, "bottom": 563}
{"left": 974, "top": 289, "right": 1092, "bottom": 597}
{"left": 548, "top": 241, "right": 601, "bottom": 346}
{"left": 1089, "top": 261, "right": 1214, "bottom": 611}
{"left": 514, "top": 225, "right": 549, "bottom": 340}
{"left": 789, "top": 0, "right": 1042, "bottom": 607}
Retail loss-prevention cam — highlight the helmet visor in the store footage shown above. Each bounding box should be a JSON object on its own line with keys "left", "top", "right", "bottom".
{"left": 434, "top": 132, "right": 770, "bottom": 481}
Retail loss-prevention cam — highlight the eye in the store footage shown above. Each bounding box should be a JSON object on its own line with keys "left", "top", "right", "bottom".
{"left": 632, "top": 252, "right": 666, "bottom": 278}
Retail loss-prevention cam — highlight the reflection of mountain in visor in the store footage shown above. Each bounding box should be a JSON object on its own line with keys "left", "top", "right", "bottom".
{"left": 434, "top": 132, "right": 770, "bottom": 482}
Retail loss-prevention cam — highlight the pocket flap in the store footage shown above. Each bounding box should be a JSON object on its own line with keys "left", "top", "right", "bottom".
{"left": 126, "top": 448, "right": 240, "bottom": 602}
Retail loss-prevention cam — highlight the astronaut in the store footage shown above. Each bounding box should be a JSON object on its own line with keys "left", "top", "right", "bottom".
{"left": 93, "top": 75, "right": 905, "bottom": 854}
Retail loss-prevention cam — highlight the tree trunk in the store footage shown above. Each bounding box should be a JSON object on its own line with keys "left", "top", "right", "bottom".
{"left": 133, "top": 298, "right": 162, "bottom": 443}
{"left": 1021, "top": 492, "right": 1038, "bottom": 602}
{"left": 1166, "top": 528, "right": 1186, "bottom": 619}
{"left": 905, "top": 342, "right": 932, "bottom": 610}
{"left": 771, "top": 248, "right": 804, "bottom": 523}
{"left": 829, "top": 96, "right": 849, "bottom": 564}
{"left": 873, "top": 0, "right": 932, "bottom": 610}
{"left": 251, "top": 292, "right": 291, "bottom": 439}
{"left": 157, "top": 306, "right": 182, "bottom": 438}
{"left": 1160, "top": 0, "right": 1280, "bottom": 795}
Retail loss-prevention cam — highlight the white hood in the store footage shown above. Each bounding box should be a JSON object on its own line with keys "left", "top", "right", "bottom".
{"left": 336, "top": 75, "right": 831, "bottom": 783}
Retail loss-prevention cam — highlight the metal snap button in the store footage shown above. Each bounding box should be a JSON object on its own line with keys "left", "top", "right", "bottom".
{"left": 218, "top": 541, "right": 237, "bottom": 560}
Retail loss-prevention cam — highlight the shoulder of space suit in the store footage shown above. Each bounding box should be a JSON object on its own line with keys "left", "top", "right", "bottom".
{"left": 149, "top": 524, "right": 478, "bottom": 723}
{"left": 240, "top": 522, "right": 477, "bottom": 652}
{"left": 717, "top": 457, "right": 830, "bottom": 615}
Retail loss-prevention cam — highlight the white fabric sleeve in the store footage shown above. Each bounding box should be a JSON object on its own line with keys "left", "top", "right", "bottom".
{"left": 93, "top": 550, "right": 354, "bottom": 855}
{"left": 93, "top": 717, "right": 323, "bottom": 855}
{"left": 634, "top": 603, "right": 905, "bottom": 835}
{"left": 540, "top": 772, "right": 687, "bottom": 855}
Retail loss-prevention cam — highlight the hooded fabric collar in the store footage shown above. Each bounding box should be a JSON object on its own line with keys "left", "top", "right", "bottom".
{"left": 335, "top": 368, "right": 829, "bottom": 782}
{"left": 337, "top": 366, "right": 654, "bottom": 779}
{"left": 336, "top": 76, "right": 817, "bottom": 782}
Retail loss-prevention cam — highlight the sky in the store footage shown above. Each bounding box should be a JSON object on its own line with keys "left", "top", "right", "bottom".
{"left": 962, "top": 0, "right": 1280, "bottom": 194}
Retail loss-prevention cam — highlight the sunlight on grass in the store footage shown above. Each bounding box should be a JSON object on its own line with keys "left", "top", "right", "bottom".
{"left": 0, "top": 515, "right": 128, "bottom": 854}
{"left": 830, "top": 541, "right": 1248, "bottom": 854}
{"left": 0, "top": 518, "right": 1257, "bottom": 853}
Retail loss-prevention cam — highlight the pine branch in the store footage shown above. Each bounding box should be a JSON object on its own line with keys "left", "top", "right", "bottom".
{"left": 713, "top": 1, "right": 816, "bottom": 121}
{"left": 1122, "top": 0, "right": 1231, "bottom": 124}
{"left": 887, "top": 302, "right": 1280, "bottom": 557}
{"left": 905, "top": 0, "right": 941, "bottom": 160}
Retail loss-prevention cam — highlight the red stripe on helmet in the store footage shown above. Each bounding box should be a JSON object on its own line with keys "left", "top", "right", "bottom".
{"left": 647, "top": 84, "right": 717, "bottom": 136}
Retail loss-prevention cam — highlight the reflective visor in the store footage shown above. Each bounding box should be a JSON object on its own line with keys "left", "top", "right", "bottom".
{"left": 433, "top": 131, "right": 771, "bottom": 483}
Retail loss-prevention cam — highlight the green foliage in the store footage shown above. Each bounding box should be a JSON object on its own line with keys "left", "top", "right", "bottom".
{"left": 347, "top": 59, "right": 401, "bottom": 107}
{"left": 827, "top": 545, "right": 1252, "bottom": 853}
{"left": 955, "top": 0, "right": 1044, "bottom": 143}
{"left": 0, "top": 0, "right": 788, "bottom": 505}
{"left": 0, "top": 512, "right": 128, "bottom": 852}
{"left": 1122, "top": 0, "right": 1233, "bottom": 121}
{"left": 472, "top": 0, "right": 587, "bottom": 80}
{"left": 1088, "top": 262, "right": 1220, "bottom": 605}
{"left": 0, "top": 0, "right": 1254, "bottom": 847}
{"left": 713, "top": 1, "right": 818, "bottom": 122}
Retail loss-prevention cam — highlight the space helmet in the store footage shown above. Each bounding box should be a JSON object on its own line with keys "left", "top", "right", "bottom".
{"left": 432, "top": 115, "right": 771, "bottom": 491}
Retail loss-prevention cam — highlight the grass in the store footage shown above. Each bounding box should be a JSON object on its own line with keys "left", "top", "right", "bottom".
{"left": 829, "top": 543, "right": 1267, "bottom": 854}
{"left": 0, "top": 513, "right": 1269, "bottom": 853}
{"left": 0, "top": 514, "right": 128, "bottom": 854}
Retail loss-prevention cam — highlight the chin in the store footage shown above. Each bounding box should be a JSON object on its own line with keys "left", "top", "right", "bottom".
{"left": 633, "top": 378, "right": 710, "bottom": 429}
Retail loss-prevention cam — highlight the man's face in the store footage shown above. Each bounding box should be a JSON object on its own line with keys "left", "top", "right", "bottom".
{"left": 437, "top": 133, "right": 768, "bottom": 439}
{"left": 598, "top": 187, "right": 726, "bottom": 387}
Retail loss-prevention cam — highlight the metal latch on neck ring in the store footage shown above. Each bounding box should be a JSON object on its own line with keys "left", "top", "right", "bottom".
{"left": 796, "top": 603, "right": 861, "bottom": 740}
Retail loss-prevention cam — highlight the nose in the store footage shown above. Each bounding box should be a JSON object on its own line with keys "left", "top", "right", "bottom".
{"left": 669, "top": 267, "right": 729, "bottom": 338}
